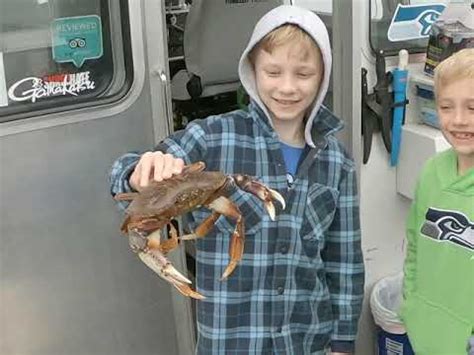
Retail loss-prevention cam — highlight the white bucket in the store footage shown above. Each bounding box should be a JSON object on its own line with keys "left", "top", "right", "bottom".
{"left": 370, "top": 272, "right": 414, "bottom": 355}
{"left": 370, "top": 272, "right": 406, "bottom": 334}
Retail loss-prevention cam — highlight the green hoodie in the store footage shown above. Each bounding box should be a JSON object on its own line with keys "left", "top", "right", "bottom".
{"left": 401, "top": 149, "right": 474, "bottom": 355}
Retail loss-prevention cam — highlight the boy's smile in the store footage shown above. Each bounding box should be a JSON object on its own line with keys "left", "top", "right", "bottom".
{"left": 436, "top": 78, "right": 474, "bottom": 172}
{"left": 253, "top": 41, "right": 323, "bottom": 140}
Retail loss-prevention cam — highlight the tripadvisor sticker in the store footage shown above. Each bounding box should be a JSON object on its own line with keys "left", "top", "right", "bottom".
{"left": 51, "top": 15, "right": 103, "bottom": 68}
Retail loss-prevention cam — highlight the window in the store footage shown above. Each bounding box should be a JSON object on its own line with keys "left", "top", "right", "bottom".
{"left": 0, "top": 0, "right": 133, "bottom": 122}
{"left": 370, "top": 0, "right": 452, "bottom": 55}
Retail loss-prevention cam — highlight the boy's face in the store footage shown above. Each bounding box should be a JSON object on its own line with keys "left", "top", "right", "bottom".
{"left": 253, "top": 41, "right": 323, "bottom": 126}
{"left": 437, "top": 78, "right": 474, "bottom": 163}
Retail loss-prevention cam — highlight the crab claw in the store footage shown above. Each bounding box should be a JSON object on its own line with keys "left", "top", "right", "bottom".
{"left": 264, "top": 189, "right": 286, "bottom": 220}
{"left": 174, "top": 283, "right": 206, "bottom": 300}
{"left": 137, "top": 248, "right": 206, "bottom": 300}
{"left": 138, "top": 250, "right": 192, "bottom": 286}
{"left": 269, "top": 188, "right": 286, "bottom": 210}
{"left": 232, "top": 175, "right": 286, "bottom": 220}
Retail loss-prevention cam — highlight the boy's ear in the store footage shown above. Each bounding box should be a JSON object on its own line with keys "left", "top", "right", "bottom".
{"left": 248, "top": 44, "right": 263, "bottom": 67}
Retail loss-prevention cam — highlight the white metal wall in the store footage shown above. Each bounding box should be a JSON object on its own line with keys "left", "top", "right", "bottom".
{"left": 0, "top": 1, "right": 192, "bottom": 354}
{"left": 331, "top": 1, "right": 412, "bottom": 354}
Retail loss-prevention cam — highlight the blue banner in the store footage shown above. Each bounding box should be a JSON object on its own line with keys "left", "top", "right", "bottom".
{"left": 388, "top": 4, "right": 446, "bottom": 42}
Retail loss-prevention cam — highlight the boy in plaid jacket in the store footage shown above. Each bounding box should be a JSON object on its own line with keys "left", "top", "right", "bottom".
{"left": 110, "top": 5, "right": 364, "bottom": 354}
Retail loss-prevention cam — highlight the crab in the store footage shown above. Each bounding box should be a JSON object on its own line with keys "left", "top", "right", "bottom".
{"left": 115, "top": 161, "right": 285, "bottom": 299}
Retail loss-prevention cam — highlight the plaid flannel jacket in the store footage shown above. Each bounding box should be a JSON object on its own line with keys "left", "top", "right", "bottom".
{"left": 109, "top": 103, "right": 364, "bottom": 355}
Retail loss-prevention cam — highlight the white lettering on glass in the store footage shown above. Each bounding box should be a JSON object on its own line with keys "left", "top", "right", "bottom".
{"left": 8, "top": 71, "right": 95, "bottom": 103}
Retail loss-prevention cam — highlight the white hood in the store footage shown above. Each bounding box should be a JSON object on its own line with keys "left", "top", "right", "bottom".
{"left": 238, "top": 5, "right": 332, "bottom": 148}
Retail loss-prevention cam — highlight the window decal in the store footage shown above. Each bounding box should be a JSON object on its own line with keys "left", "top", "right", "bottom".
{"left": 387, "top": 4, "right": 446, "bottom": 42}
{"left": 7, "top": 71, "right": 96, "bottom": 103}
{"left": 51, "top": 15, "right": 104, "bottom": 68}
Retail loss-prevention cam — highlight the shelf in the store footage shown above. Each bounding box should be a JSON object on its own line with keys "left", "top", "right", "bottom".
{"left": 410, "top": 70, "right": 434, "bottom": 88}
{"left": 396, "top": 123, "right": 450, "bottom": 200}
{"left": 169, "top": 55, "right": 184, "bottom": 62}
{"left": 165, "top": 8, "right": 190, "bottom": 15}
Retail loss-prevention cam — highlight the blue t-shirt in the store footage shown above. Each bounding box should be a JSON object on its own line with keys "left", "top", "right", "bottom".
{"left": 280, "top": 141, "right": 304, "bottom": 183}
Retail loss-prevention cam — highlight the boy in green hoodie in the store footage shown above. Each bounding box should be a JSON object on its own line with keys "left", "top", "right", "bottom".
{"left": 401, "top": 48, "right": 474, "bottom": 355}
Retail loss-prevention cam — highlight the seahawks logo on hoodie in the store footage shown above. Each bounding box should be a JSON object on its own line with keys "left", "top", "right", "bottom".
{"left": 420, "top": 208, "right": 474, "bottom": 251}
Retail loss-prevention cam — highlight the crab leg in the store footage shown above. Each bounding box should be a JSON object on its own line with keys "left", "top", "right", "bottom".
{"left": 180, "top": 211, "right": 221, "bottom": 240}
{"left": 138, "top": 249, "right": 192, "bottom": 286}
{"left": 222, "top": 215, "right": 244, "bottom": 280}
{"left": 135, "top": 229, "right": 190, "bottom": 285}
{"left": 114, "top": 192, "right": 139, "bottom": 201}
{"left": 167, "top": 222, "right": 207, "bottom": 299}
{"left": 131, "top": 228, "right": 205, "bottom": 299}
{"left": 232, "top": 175, "right": 286, "bottom": 220}
{"left": 182, "top": 161, "right": 206, "bottom": 174}
{"left": 173, "top": 283, "right": 206, "bottom": 300}
{"left": 122, "top": 218, "right": 162, "bottom": 235}
{"left": 203, "top": 196, "right": 245, "bottom": 280}
{"left": 156, "top": 223, "right": 179, "bottom": 253}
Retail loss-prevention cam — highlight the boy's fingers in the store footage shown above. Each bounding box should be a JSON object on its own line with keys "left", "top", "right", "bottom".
{"left": 173, "top": 158, "right": 185, "bottom": 174}
{"left": 152, "top": 152, "right": 165, "bottom": 182}
{"left": 132, "top": 152, "right": 180, "bottom": 189}
{"left": 129, "top": 163, "right": 141, "bottom": 191}
{"left": 139, "top": 152, "right": 154, "bottom": 187}
{"left": 162, "top": 154, "right": 175, "bottom": 179}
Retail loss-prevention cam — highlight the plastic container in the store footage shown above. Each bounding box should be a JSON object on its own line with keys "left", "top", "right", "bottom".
{"left": 410, "top": 71, "right": 440, "bottom": 129}
{"left": 416, "top": 83, "right": 439, "bottom": 129}
{"left": 370, "top": 273, "right": 414, "bottom": 355}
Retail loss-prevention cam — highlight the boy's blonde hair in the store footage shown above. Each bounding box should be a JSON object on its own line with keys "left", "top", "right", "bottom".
{"left": 434, "top": 48, "right": 474, "bottom": 96}
{"left": 249, "top": 24, "right": 320, "bottom": 64}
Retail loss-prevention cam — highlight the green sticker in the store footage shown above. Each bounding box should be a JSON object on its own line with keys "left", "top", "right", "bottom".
{"left": 51, "top": 15, "right": 103, "bottom": 68}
